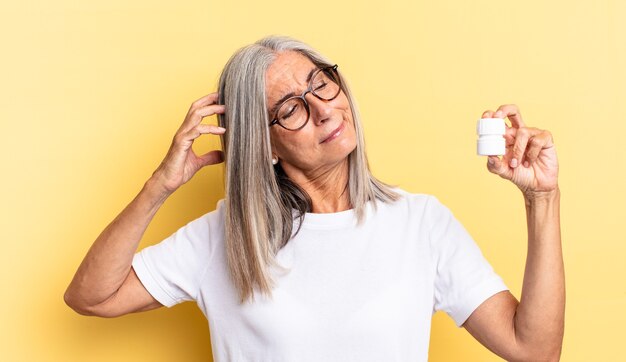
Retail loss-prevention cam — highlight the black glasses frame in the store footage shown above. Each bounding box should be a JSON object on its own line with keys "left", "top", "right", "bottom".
{"left": 269, "top": 64, "right": 341, "bottom": 131}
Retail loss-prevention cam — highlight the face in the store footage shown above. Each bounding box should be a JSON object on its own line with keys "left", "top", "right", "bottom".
{"left": 265, "top": 51, "right": 357, "bottom": 176}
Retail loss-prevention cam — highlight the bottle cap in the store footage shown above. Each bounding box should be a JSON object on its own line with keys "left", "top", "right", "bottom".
{"left": 476, "top": 118, "right": 506, "bottom": 135}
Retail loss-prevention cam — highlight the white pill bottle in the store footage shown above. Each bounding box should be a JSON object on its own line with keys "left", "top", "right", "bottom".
{"left": 476, "top": 118, "right": 506, "bottom": 156}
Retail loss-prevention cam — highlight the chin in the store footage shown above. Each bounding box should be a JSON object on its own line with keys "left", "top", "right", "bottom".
{"left": 337, "top": 120, "right": 357, "bottom": 153}
{"left": 329, "top": 136, "right": 357, "bottom": 164}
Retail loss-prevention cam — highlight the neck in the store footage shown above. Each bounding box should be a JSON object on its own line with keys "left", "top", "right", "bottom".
{"left": 282, "top": 158, "right": 351, "bottom": 213}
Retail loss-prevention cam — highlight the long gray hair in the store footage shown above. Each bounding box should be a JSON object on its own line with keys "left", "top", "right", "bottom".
{"left": 216, "top": 35, "right": 400, "bottom": 304}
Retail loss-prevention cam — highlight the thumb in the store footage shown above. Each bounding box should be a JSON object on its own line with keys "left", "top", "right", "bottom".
{"left": 199, "top": 150, "right": 224, "bottom": 166}
{"left": 486, "top": 156, "right": 511, "bottom": 179}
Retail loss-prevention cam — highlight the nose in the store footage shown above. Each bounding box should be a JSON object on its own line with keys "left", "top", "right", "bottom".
{"left": 305, "top": 92, "right": 333, "bottom": 125}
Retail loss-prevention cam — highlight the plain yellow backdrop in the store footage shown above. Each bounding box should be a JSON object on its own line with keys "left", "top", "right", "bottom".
{"left": 1, "top": 0, "right": 624, "bottom": 361}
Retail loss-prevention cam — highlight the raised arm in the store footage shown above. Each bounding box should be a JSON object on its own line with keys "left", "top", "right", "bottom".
{"left": 64, "top": 92, "right": 226, "bottom": 317}
{"left": 462, "top": 105, "right": 564, "bottom": 361}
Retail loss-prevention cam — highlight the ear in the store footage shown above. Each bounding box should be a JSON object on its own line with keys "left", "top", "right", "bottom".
{"left": 269, "top": 134, "right": 280, "bottom": 159}
{"left": 269, "top": 137, "right": 279, "bottom": 164}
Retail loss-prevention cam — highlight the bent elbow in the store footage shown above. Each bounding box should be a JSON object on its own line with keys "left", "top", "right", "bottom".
{"left": 64, "top": 291, "right": 98, "bottom": 317}
{"left": 64, "top": 291, "right": 125, "bottom": 318}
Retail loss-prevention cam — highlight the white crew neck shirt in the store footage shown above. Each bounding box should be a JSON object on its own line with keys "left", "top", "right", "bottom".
{"left": 132, "top": 188, "right": 509, "bottom": 361}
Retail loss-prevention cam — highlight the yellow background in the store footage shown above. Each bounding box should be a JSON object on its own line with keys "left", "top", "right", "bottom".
{"left": 1, "top": 0, "right": 624, "bottom": 360}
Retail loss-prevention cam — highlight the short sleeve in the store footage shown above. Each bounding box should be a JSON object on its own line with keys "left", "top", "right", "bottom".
{"left": 427, "top": 195, "right": 509, "bottom": 327}
{"left": 131, "top": 212, "right": 213, "bottom": 308}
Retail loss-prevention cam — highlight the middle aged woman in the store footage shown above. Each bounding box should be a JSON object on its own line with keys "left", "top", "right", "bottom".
{"left": 65, "top": 35, "right": 564, "bottom": 362}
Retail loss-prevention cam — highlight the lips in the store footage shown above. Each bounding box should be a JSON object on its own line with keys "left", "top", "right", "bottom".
{"left": 320, "top": 121, "right": 346, "bottom": 144}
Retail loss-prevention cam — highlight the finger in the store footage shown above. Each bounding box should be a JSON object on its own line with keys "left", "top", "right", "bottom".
{"left": 504, "top": 127, "right": 517, "bottom": 146}
{"left": 524, "top": 130, "right": 553, "bottom": 166}
{"left": 181, "top": 104, "right": 226, "bottom": 131}
{"left": 523, "top": 136, "right": 542, "bottom": 167}
{"left": 512, "top": 126, "right": 546, "bottom": 167}
{"left": 494, "top": 104, "right": 525, "bottom": 129}
{"left": 195, "top": 123, "right": 226, "bottom": 136}
{"left": 487, "top": 155, "right": 512, "bottom": 180}
{"left": 178, "top": 124, "right": 225, "bottom": 147}
{"left": 481, "top": 110, "right": 495, "bottom": 118}
{"left": 502, "top": 142, "right": 514, "bottom": 163}
{"left": 190, "top": 92, "right": 220, "bottom": 110}
{"left": 510, "top": 127, "right": 532, "bottom": 168}
{"left": 198, "top": 150, "right": 224, "bottom": 166}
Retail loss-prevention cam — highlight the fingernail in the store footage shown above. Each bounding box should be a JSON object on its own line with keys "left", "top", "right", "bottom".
{"left": 217, "top": 126, "right": 226, "bottom": 131}
{"left": 510, "top": 158, "right": 518, "bottom": 167}
{"left": 494, "top": 111, "right": 503, "bottom": 118}
{"left": 524, "top": 161, "right": 530, "bottom": 168}
{"left": 488, "top": 157, "right": 494, "bottom": 165}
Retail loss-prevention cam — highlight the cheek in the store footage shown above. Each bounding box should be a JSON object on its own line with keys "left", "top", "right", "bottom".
{"left": 338, "top": 96, "right": 353, "bottom": 121}
{"left": 271, "top": 95, "right": 355, "bottom": 159}
{"left": 271, "top": 128, "right": 318, "bottom": 158}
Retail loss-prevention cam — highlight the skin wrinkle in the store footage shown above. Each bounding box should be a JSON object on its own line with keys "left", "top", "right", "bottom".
{"left": 266, "top": 51, "right": 357, "bottom": 213}
{"left": 269, "top": 67, "right": 318, "bottom": 116}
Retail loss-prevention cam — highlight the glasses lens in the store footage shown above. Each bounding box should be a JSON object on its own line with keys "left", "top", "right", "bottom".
{"left": 311, "top": 68, "right": 341, "bottom": 100}
{"left": 276, "top": 98, "right": 308, "bottom": 130}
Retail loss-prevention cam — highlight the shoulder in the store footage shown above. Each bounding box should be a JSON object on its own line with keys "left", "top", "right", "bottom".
{"left": 383, "top": 186, "right": 438, "bottom": 211}
{"left": 176, "top": 199, "right": 226, "bottom": 243}
{"left": 372, "top": 187, "right": 446, "bottom": 224}
{"left": 381, "top": 187, "right": 457, "bottom": 228}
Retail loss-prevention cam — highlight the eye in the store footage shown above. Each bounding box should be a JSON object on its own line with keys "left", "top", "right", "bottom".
{"left": 314, "top": 81, "right": 328, "bottom": 91}
{"left": 281, "top": 103, "right": 298, "bottom": 119}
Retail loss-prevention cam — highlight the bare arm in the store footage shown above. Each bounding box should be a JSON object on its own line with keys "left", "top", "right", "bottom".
{"left": 63, "top": 176, "right": 171, "bottom": 316}
{"left": 64, "top": 92, "right": 226, "bottom": 317}
{"left": 463, "top": 189, "right": 564, "bottom": 361}
{"left": 462, "top": 105, "right": 564, "bottom": 361}
{"left": 515, "top": 189, "right": 564, "bottom": 357}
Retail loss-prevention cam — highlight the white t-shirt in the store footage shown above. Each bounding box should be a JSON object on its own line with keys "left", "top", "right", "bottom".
{"left": 132, "top": 188, "right": 509, "bottom": 362}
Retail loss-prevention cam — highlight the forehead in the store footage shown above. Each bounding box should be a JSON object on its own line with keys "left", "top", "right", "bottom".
{"left": 265, "top": 51, "right": 316, "bottom": 94}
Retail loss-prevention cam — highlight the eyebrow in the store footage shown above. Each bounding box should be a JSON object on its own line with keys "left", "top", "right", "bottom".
{"left": 269, "top": 67, "right": 318, "bottom": 117}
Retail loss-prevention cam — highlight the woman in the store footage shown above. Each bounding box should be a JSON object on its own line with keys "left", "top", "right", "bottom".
{"left": 65, "top": 35, "right": 564, "bottom": 361}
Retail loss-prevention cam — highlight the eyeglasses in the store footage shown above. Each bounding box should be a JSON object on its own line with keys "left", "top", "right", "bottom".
{"left": 269, "top": 64, "right": 342, "bottom": 131}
